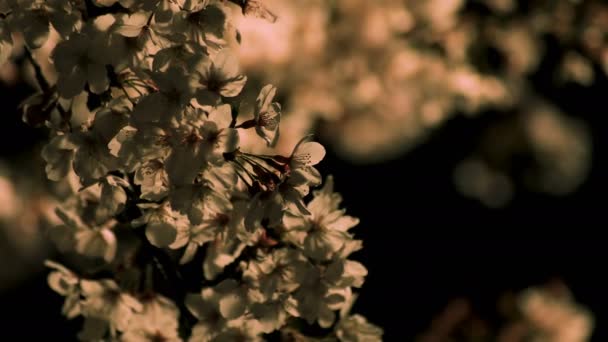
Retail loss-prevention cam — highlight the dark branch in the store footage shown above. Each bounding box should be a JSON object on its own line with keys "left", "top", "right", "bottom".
{"left": 23, "top": 46, "right": 50, "bottom": 93}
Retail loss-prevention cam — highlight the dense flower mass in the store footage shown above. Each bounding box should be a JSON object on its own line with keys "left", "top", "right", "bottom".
{"left": 1, "top": 0, "right": 381, "bottom": 340}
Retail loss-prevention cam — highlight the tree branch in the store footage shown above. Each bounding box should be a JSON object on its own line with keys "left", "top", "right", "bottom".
{"left": 23, "top": 46, "right": 50, "bottom": 93}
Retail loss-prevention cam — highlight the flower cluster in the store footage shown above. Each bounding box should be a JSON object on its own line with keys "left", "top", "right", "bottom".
{"left": 1, "top": 0, "right": 380, "bottom": 340}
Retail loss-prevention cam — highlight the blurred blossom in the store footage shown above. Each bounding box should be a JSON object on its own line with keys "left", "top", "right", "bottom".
{"left": 0, "top": 172, "right": 19, "bottom": 219}
{"left": 559, "top": 52, "right": 595, "bottom": 86}
{"left": 455, "top": 102, "right": 591, "bottom": 206}
{"left": 234, "top": 0, "right": 510, "bottom": 161}
{"left": 233, "top": 0, "right": 326, "bottom": 69}
{"left": 0, "top": 161, "right": 57, "bottom": 291}
{"left": 484, "top": 0, "right": 516, "bottom": 13}
{"left": 523, "top": 105, "right": 591, "bottom": 195}
{"left": 518, "top": 286, "right": 594, "bottom": 342}
{"left": 418, "top": 281, "right": 594, "bottom": 341}
{"left": 233, "top": 0, "right": 599, "bottom": 203}
{"left": 0, "top": 31, "right": 23, "bottom": 85}
{"left": 454, "top": 159, "right": 513, "bottom": 208}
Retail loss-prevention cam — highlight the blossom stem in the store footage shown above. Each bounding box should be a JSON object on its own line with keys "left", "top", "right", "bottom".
{"left": 231, "top": 159, "right": 255, "bottom": 187}
{"left": 119, "top": 85, "right": 136, "bottom": 104}
{"left": 239, "top": 154, "right": 277, "bottom": 178}
{"left": 241, "top": 153, "right": 284, "bottom": 175}
{"left": 123, "top": 81, "right": 146, "bottom": 97}
{"left": 145, "top": 12, "right": 154, "bottom": 27}
{"left": 235, "top": 119, "right": 256, "bottom": 129}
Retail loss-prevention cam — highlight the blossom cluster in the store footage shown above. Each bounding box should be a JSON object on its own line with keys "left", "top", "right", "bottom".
{"left": 1, "top": 0, "right": 381, "bottom": 340}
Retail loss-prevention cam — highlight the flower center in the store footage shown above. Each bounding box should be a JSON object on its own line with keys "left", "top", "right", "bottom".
{"left": 183, "top": 130, "right": 202, "bottom": 146}
{"left": 259, "top": 111, "right": 278, "bottom": 129}
{"left": 206, "top": 74, "right": 223, "bottom": 93}
{"left": 214, "top": 213, "right": 230, "bottom": 227}
{"left": 149, "top": 331, "right": 167, "bottom": 342}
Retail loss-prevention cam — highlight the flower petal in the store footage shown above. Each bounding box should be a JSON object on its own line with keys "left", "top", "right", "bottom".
{"left": 87, "top": 63, "right": 110, "bottom": 94}
{"left": 290, "top": 140, "right": 326, "bottom": 169}
{"left": 57, "top": 66, "right": 87, "bottom": 99}
{"left": 146, "top": 221, "right": 178, "bottom": 248}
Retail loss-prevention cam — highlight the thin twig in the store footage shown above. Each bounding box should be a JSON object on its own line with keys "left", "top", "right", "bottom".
{"left": 23, "top": 46, "right": 50, "bottom": 93}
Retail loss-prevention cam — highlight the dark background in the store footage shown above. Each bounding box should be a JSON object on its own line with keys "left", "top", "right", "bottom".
{"left": 0, "top": 40, "right": 606, "bottom": 342}
{"left": 314, "top": 43, "right": 608, "bottom": 340}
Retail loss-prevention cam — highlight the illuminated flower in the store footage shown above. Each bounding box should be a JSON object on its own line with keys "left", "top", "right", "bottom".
{"left": 242, "top": 248, "right": 307, "bottom": 298}
{"left": 283, "top": 176, "right": 360, "bottom": 261}
{"left": 291, "top": 259, "right": 358, "bottom": 328}
{"left": 164, "top": 104, "right": 238, "bottom": 185}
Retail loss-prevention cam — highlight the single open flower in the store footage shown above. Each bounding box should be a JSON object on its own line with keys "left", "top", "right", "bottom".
{"left": 193, "top": 49, "right": 248, "bottom": 106}
{"left": 253, "top": 84, "right": 281, "bottom": 147}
